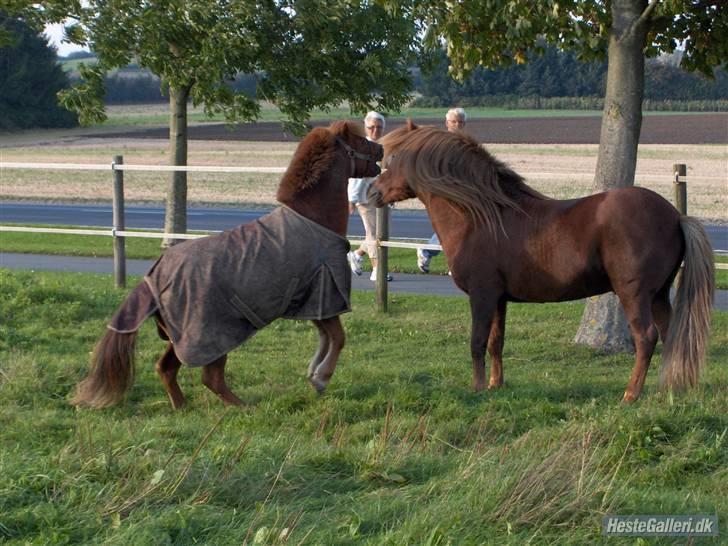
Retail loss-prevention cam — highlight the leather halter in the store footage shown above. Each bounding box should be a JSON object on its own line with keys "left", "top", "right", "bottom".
{"left": 335, "top": 136, "right": 383, "bottom": 177}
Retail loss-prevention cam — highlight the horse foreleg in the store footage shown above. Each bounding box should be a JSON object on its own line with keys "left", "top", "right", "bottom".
{"left": 201, "top": 355, "right": 244, "bottom": 406}
{"left": 155, "top": 343, "right": 186, "bottom": 409}
{"left": 469, "top": 293, "right": 497, "bottom": 392}
{"left": 487, "top": 297, "right": 508, "bottom": 390}
{"left": 308, "top": 317, "right": 345, "bottom": 394}
{"left": 307, "top": 320, "right": 331, "bottom": 380}
{"left": 620, "top": 296, "right": 659, "bottom": 403}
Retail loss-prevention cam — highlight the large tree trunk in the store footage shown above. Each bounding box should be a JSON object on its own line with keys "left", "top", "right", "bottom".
{"left": 163, "top": 84, "right": 191, "bottom": 248}
{"left": 574, "top": 0, "right": 652, "bottom": 352}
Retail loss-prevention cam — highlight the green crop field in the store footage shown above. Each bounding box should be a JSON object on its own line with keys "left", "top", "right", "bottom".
{"left": 1, "top": 269, "right": 726, "bottom": 544}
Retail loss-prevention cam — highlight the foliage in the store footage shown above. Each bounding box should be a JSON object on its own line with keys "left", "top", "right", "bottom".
{"left": 0, "top": 11, "right": 77, "bottom": 130}
{"left": 36, "top": 0, "right": 418, "bottom": 131}
{"left": 404, "top": 0, "right": 727, "bottom": 80}
{"left": 0, "top": 269, "right": 726, "bottom": 543}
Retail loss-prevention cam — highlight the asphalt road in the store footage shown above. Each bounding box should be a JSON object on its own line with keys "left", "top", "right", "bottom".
{"left": 1, "top": 202, "right": 726, "bottom": 251}
{"left": 0, "top": 202, "right": 435, "bottom": 240}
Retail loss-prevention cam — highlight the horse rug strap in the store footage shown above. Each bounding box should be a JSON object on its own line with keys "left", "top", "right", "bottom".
{"left": 108, "top": 206, "right": 352, "bottom": 367}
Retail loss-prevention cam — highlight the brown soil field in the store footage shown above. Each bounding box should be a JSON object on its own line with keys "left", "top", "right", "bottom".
{"left": 1, "top": 114, "right": 725, "bottom": 221}
{"left": 98, "top": 113, "right": 728, "bottom": 145}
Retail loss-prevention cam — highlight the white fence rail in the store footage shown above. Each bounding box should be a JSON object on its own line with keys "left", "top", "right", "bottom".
{"left": 1, "top": 160, "right": 725, "bottom": 305}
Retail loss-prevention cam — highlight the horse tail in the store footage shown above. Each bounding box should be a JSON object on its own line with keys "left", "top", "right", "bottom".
{"left": 659, "top": 216, "right": 715, "bottom": 392}
{"left": 70, "top": 329, "right": 137, "bottom": 408}
{"left": 71, "top": 281, "right": 158, "bottom": 408}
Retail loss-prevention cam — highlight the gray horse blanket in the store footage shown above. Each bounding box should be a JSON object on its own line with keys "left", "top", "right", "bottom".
{"left": 109, "top": 206, "right": 352, "bottom": 367}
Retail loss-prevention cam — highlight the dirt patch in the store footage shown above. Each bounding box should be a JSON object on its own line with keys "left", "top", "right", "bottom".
{"left": 95, "top": 113, "right": 728, "bottom": 145}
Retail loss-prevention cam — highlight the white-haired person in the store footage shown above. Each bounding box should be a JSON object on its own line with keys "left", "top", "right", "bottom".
{"left": 347, "top": 111, "right": 393, "bottom": 282}
{"left": 416, "top": 107, "right": 467, "bottom": 274}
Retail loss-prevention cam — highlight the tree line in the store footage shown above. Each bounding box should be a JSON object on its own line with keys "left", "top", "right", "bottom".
{"left": 412, "top": 47, "right": 727, "bottom": 110}
{"left": 83, "top": 46, "right": 728, "bottom": 110}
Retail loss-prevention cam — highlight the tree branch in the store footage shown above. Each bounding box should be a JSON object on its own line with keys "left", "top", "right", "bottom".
{"left": 637, "top": 0, "right": 660, "bottom": 28}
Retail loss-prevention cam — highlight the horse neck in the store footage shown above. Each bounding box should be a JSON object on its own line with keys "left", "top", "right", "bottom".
{"left": 283, "top": 171, "right": 350, "bottom": 236}
{"left": 420, "top": 193, "right": 473, "bottom": 251}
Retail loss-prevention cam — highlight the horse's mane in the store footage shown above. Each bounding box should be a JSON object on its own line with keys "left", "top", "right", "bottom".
{"left": 276, "top": 120, "right": 365, "bottom": 203}
{"left": 379, "top": 125, "right": 549, "bottom": 235}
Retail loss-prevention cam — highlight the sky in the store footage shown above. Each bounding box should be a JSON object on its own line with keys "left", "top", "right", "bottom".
{"left": 44, "top": 22, "right": 88, "bottom": 57}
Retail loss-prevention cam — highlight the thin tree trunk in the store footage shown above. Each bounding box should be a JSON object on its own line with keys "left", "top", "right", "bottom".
{"left": 574, "top": 0, "right": 652, "bottom": 352}
{"left": 163, "top": 84, "right": 191, "bottom": 248}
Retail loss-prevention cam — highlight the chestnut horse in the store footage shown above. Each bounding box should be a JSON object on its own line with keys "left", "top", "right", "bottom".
{"left": 371, "top": 122, "right": 714, "bottom": 402}
{"left": 72, "top": 121, "right": 383, "bottom": 409}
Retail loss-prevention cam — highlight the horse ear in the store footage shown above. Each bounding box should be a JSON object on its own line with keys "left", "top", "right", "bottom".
{"left": 406, "top": 118, "right": 418, "bottom": 131}
{"left": 339, "top": 121, "right": 351, "bottom": 138}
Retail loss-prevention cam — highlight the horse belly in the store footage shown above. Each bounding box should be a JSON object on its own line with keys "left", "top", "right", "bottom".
{"left": 507, "top": 269, "right": 611, "bottom": 303}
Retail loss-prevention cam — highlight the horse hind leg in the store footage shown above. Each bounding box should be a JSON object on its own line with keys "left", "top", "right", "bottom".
{"left": 155, "top": 343, "right": 186, "bottom": 409}
{"left": 308, "top": 317, "right": 345, "bottom": 394}
{"left": 201, "top": 355, "right": 244, "bottom": 406}
{"left": 651, "top": 287, "right": 672, "bottom": 343}
{"left": 307, "top": 320, "right": 331, "bottom": 381}
{"left": 620, "top": 295, "right": 659, "bottom": 403}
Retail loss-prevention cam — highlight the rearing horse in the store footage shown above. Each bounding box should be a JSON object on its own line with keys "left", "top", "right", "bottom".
{"left": 370, "top": 121, "right": 714, "bottom": 402}
{"left": 72, "top": 121, "right": 383, "bottom": 409}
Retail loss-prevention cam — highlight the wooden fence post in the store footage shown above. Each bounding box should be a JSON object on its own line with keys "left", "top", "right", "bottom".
{"left": 112, "top": 155, "right": 126, "bottom": 288}
{"left": 673, "top": 163, "right": 687, "bottom": 215}
{"left": 375, "top": 206, "right": 389, "bottom": 312}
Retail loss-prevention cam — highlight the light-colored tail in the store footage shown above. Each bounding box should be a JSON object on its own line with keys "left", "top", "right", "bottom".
{"left": 659, "top": 216, "right": 715, "bottom": 392}
{"left": 70, "top": 329, "right": 137, "bottom": 408}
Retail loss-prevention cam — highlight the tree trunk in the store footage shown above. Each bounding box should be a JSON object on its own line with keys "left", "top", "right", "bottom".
{"left": 163, "top": 84, "right": 191, "bottom": 248}
{"left": 574, "top": 0, "right": 651, "bottom": 352}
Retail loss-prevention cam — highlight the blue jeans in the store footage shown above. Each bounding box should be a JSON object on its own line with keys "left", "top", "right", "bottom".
{"left": 420, "top": 233, "right": 441, "bottom": 260}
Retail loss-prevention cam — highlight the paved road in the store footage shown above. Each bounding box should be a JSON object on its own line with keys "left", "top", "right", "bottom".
{"left": 1, "top": 252, "right": 726, "bottom": 310}
{"left": 2, "top": 202, "right": 727, "bottom": 251}
{"left": 0, "top": 202, "right": 435, "bottom": 240}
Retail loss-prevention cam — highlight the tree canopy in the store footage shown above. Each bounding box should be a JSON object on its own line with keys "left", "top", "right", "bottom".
{"left": 0, "top": 11, "right": 77, "bottom": 130}
{"left": 53, "top": 0, "right": 417, "bottom": 130}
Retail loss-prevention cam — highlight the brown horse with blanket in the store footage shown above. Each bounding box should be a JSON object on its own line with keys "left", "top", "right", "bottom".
{"left": 370, "top": 121, "right": 714, "bottom": 402}
{"left": 72, "top": 121, "right": 383, "bottom": 409}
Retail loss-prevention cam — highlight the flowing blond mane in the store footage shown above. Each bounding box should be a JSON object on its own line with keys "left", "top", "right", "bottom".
{"left": 379, "top": 124, "right": 548, "bottom": 235}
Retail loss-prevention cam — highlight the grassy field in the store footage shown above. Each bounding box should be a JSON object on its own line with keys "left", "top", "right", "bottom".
{"left": 0, "top": 269, "right": 726, "bottom": 544}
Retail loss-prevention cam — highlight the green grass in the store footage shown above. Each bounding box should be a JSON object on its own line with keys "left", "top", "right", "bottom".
{"left": 1, "top": 226, "right": 726, "bottom": 289}
{"left": 0, "top": 269, "right": 726, "bottom": 544}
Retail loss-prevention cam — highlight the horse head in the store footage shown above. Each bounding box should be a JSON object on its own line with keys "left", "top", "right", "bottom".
{"left": 367, "top": 119, "right": 421, "bottom": 207}
{"left": 276, "top": 121, "right": 382, "bottom": 234}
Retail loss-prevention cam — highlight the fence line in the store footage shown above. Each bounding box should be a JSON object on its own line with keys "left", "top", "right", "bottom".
{"left": 0, "top": 161, "right": 286, "bottom": 173}
{"left": 0, "top": 160, "right": 725, "bottom": 292}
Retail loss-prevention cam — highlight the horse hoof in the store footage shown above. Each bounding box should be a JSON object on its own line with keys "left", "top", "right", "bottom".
{"left": 309, "top": 377, "right": 327, "bottom": 395}
{"left": 621, "top": 392, "right": 638, "bottom": 404}
{"left": 487, "top": 382, "right": 503, "bottom": 391}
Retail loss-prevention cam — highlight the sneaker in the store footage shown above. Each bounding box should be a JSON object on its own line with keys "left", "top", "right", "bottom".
{"left": 416, "top": 248, "right": 430, "bottom": 274}
{"left": 370, "top": 271, "right": 393, "bottom": 282}
{"left": 347, "top": 251, "right": 363, "bottom": 275}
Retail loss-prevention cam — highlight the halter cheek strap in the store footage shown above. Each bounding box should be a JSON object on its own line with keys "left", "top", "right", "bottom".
{"left": 335, "top": 136, "right": 382, "bottom": 177}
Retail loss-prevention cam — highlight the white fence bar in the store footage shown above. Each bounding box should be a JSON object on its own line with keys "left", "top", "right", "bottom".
{"left": 0, "top": 161, "right": 286, "bottom": 174}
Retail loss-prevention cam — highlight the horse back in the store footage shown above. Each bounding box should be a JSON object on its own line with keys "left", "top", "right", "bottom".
{"left": 469, "top": 187, "right": 685, "bottom": 302}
